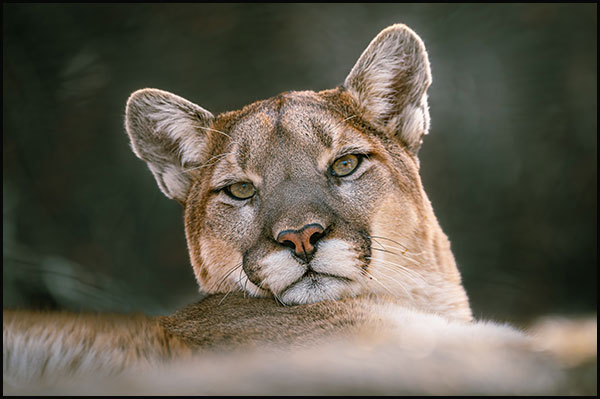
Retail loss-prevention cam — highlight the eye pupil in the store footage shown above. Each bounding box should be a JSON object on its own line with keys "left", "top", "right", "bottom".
{"left": 227, "top": 182, "right": 256, "bottom": 200}
{"left": 331, "top": 154, "right": 360, "bottom": 177}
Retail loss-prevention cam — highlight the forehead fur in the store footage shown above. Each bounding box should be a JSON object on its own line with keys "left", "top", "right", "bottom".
{"left": 209, "top": 90, "right": 378, "bottom": 185}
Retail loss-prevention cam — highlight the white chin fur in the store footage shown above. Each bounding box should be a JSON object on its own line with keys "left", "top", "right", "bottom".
{"left": 280, "top": 275, "right": 352, "bottom": 305}
{"left": 257, "top": 239, "right": 364, "bottom": 305}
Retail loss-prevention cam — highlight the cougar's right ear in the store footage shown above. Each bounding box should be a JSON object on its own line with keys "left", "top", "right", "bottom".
{"left": 344, "top": 24, "right": 432, "bottom": 154}
{"left": 125, "top": 88, "right": 215, "bottom": 203}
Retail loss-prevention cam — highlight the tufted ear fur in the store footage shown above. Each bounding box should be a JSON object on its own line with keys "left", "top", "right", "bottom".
{"left": 125, "top": 89, "right": 215, "bottom": 203}
{"left": 344, "top": 24, "right": 432, "bottom": 153}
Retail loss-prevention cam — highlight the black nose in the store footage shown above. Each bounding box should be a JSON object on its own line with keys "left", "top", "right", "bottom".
{"left": 276, "top": 223, "right": 326, "bottom": 263}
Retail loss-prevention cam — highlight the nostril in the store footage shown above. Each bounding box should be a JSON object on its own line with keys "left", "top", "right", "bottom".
{"left": 309, "top": 231, "right": 325, "bottom": 246}
{"left": 281, "top": 240, "right": 296, "bottom": 250}
{"left": 303, "top": 224, "right": 325, "bottom": 248}
{"left": 276, "top": 231, "right": 303, "bottom": 254}
{"left": 276, "top": 224, "right": 327, "bottom": 261}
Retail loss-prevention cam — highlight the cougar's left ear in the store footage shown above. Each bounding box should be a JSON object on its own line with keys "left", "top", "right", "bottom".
{"left": 125, "top": 88, "right": 216, "bottom": 203}
{"left": 344, "top": 24, "right": 432, "bottom": 153}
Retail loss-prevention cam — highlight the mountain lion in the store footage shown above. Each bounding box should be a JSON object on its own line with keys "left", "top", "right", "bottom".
{"left": 3, "top": 24, "right": 595, "bottom": 395}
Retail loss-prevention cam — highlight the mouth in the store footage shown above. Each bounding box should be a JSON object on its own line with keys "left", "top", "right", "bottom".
{"left": 300, "top": 270, "right": 352, "bottom": 284}
{"left": 278, "top": 270, "right": 354, "bottom": 305}
{"left": 248, "top": 238, "right": 366, "bottom": 305}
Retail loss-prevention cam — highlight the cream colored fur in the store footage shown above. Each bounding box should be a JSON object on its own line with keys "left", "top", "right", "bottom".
{"left": 4, "top": 294, "right": 595, "bottom": 395}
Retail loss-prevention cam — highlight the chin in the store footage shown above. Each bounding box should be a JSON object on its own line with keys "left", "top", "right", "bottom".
{"left": 279, "top": 274, "right": 358, "bottom": 305}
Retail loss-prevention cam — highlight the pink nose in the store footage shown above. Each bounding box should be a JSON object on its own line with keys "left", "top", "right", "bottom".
{"left": 276, "top": 224, "right": 326, "bottom": 262}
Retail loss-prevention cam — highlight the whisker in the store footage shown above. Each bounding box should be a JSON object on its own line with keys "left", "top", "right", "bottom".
{"left": 255, "top": 280, "right": 281, "bottom": 305}
{"left": 369, "top": 235, "right": 409, "bottom": 253}
{"left": 369, "top": 236, "right": 424, "bottom": 265}
{"left": 367, "top": 261, "right": 427, "bottom": 294}
{"left": 384, "top": 233, "right": 427, "bottom": 256}
{"left": 197, "top": 125, "right": 233, "bottom": 140}
{"left": 215, "top": 261, "right": 243, "bottom": 292}
{"left": 217, "top": 290, "right": 232, "bottom": 306}
{"left": 366, "top": 256, "right": 428, "bottom": 284}
{"left": 215, "top": 262, "right": 244, "bottom": 306}
{"left": 370, "top": 237, "right": 387, "bottom": 251}
{"left": 371, "top": 268, "right": 414, "bottom": 300}
{"left": 237, "top": 266, "right": 248, "bottom": 298}
{"left": 375, "top": 246, "right": 424, "bottom": 266}
{"left": 272, "top": 291, "right": 287, "bottom": 307}
{"left": 180, "top": 152, "right": 232, "bottom": 173}
{"left": 371, "top": 247, "right": 402, "bottom": 257}
{"left": 370, "top": 246, "right": 423, "bottom": 268}
{"left": 362, "top": 269, "right": 403, "bottom": 299}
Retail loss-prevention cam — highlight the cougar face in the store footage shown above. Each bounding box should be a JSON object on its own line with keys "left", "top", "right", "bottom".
{"left": 125, "top": 24, "right": 472, "bottom": 319}
{"left": 186, "top": 91, "right": 405, "bottom": 306}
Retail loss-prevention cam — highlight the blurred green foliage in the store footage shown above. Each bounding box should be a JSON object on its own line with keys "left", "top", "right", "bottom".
{"left": 3, "top": 4, "right": 596, "bottom": 320}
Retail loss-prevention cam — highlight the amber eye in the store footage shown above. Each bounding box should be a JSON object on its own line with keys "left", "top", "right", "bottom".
{"left": 226, "top": 182, "right": 256, "bottom": 200}
{"left": 330, "top": 154, "right": 361, "bottom": 177}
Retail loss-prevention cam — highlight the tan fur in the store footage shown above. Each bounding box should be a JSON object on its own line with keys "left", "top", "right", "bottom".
{"left": 4, "top": 24, "right": 595, "bottom": 395}
{"left": 166, "top": 83, "right": 472, "bottom": 312}
{"left": 3, "top": 309, "right": 192, "bottom": 391}
{"left": 4, "top": 294, "right": 594, "bottom": 395}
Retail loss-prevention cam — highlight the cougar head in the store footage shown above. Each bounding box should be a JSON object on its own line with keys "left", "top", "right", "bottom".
{"left": 125, "top": 24, "right": 472, "bottom": 320}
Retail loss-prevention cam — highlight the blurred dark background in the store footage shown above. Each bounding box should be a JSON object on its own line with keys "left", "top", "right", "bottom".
{"left": 3, "top": 4, "right": 596, "bottom": 322}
